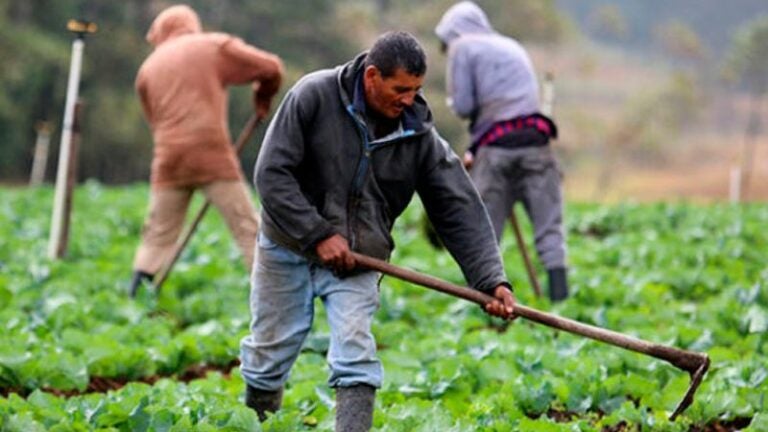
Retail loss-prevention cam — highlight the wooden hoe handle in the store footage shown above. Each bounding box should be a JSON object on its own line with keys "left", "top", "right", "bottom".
{"left": 352, "top": 252, "right": 709, "bottom": 420}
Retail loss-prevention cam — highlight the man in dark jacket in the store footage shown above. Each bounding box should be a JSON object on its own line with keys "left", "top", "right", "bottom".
{"left": 436, "top": 1, "right": 569, "bottom": 301}
{"left": 240, "top": 31, "right": 514, "bottom": 431}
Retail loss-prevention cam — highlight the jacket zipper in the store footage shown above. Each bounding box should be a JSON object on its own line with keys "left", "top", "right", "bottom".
{"left": 344, "top": 104, "right": 425, "bottom": 249}
{"left": 346, "top": 105, "right": 369, "bottom": 249}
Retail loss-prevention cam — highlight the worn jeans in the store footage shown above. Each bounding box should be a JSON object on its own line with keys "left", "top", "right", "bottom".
{"left": 240, "top": 232, "right": 382, "bottom": 391}
{"left": 471, "top": 145, "right": 567, "bottom": 270}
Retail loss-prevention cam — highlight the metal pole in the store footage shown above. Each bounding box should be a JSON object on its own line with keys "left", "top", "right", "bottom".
{"left": 48, "top": 35, "right": 85, "bottom": 259}
{"left": 59, "top": 101, "right": 83, "bottom": 259}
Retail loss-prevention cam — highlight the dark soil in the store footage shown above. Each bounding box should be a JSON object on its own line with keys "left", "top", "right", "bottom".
{"left": 0, "top": 359, "right": 241, "bottom": 398}
{"left": 538, "top": 408, "right": 753, "bottom": 432}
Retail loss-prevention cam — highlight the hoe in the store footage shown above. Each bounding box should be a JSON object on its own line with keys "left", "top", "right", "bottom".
{"left": 508, "top": 207, "right": 542, "bottom": 298}
{"left": 353, "top": 253, "right": 710, "bottom": 421}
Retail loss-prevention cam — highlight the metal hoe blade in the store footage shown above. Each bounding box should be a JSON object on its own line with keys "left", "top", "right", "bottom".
{"left": 670, "top": 357, "right": 710, "bottom": 421}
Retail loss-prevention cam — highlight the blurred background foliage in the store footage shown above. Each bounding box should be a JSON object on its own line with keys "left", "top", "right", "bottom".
{"left": 1, "top": 0, "right": 767, "bottom": 201}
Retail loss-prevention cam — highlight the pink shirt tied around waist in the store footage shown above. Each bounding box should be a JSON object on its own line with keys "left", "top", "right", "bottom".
{"left": 476, "top": 114, "right": 556, "bottom": 148}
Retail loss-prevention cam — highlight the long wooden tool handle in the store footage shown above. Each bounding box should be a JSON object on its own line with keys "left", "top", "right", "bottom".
{"left": 352, "top": 253, "right": 708, "bottom": 374}
{"left": 154, "top": 115, "right": 261, "bottom": 291}
{"left": 509, "top": 207, "right": 542, "bottom": 297}
{"left": 231, "top": 114, "right": 261, "bottom": 155}
{"left": 153, "top": 202, "right": 212, "bottom": 290}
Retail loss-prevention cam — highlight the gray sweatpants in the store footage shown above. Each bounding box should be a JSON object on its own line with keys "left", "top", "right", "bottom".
{"left": 470, "top": 145, "right": 567, "bottom": 270}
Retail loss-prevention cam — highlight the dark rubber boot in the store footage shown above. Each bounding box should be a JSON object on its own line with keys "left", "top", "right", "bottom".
{"left": 128, "top": 271, "right": 154, "bottom": 298}
{"left": 336, "top": 384, "right": 375, "bottom": 432}
{"left": 548, "top": 267, "right": 569, "bottom": 302}
{"left": 245, "top": 384, "right": 283, "bottom": 421}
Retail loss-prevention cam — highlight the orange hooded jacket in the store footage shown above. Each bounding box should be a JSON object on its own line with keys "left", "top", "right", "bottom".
{"left": 136, "top": 5, "right": 282, "bottom": 188}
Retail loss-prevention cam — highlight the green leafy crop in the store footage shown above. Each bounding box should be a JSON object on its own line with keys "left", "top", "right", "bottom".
{"left": 0, "top": 185, "right": 766, "bottom": 430}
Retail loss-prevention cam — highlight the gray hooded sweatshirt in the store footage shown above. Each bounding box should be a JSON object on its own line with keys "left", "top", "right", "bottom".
{"left": 435, "top": 1, "right": 540, "bottom": 144}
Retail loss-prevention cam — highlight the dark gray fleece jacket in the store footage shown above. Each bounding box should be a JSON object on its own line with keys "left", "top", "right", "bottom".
{"left": 254, "top": 52, "right": 509, "bottom": 294}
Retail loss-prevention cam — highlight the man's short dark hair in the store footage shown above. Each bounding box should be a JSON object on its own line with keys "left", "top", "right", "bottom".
{"left": 365, "top": 31, "right": 427, "bottom": 78}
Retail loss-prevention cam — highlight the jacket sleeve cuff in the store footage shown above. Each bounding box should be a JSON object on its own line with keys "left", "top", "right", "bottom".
{"left": 477, "top": 280, "right": 513, "bottom": 295}
{"left": 300, "top": 221, "right": 337, "bottom": 253}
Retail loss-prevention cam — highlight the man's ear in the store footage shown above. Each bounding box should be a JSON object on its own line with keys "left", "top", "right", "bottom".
{"left": 364, "top": 65, "right": 380, "bottom": 82}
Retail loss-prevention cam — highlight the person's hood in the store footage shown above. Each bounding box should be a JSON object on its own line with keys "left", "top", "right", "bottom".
{"left": 434, "top": 1, "right": 494, "bottom": 44}
{"left": 146, "top": 5, "right": 202, "bottom": 47}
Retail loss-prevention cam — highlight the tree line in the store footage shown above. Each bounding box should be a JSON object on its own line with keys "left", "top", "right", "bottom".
{"left": 0, "top": 0, "right": 564, "bottom": 184}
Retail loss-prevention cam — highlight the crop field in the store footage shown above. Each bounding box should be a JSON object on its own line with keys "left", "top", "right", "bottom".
{"left": 1, "top": 184, "right": 767, "bottom": 431}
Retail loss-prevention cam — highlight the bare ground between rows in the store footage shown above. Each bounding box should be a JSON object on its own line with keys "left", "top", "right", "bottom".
{"left": 537, "top": 408, "right": 752, "bottom": 432}
{"left": 0, "top": 359, "right": 241, "bottom": 398}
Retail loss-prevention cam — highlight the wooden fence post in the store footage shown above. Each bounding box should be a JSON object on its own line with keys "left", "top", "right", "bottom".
{"left": 29, "top": 121, "right": 52, "bottom": 186}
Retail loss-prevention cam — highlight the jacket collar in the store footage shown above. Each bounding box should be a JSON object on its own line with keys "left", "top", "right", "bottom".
{"left": 337, "top": 52, "right": 433, "bottom": 135}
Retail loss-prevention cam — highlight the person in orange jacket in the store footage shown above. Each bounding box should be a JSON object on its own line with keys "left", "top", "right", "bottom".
{"left": 129, "top": 5, "right": 283, "bottom": 297}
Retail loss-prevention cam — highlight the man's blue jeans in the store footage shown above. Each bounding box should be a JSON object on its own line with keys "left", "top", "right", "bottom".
{"left": 240, "top": 232, "right": 383, "bottom": 391}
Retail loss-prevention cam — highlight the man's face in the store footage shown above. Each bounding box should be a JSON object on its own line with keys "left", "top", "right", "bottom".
{"left": 363, "top": 65, "right": 424, "bottom": 119}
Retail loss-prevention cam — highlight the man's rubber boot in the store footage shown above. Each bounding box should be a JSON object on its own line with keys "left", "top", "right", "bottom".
{"left": 128, "top": 271, "right": 154, "bottom": 298}
{"left": 548, "top": 268, "right": 569, "bottom": 302}
{"left": 335, "top": 384, "right": 375, "bottom": 432}
{"left": 245, "top": 384, "right": 283, "bottom": 421}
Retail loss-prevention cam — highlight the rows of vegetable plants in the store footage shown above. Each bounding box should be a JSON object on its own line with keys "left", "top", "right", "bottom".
{"left": 0, "top": 183, "right": 766, "bottom": 431}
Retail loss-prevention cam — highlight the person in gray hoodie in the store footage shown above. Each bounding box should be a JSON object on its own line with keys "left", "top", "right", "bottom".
{"left": 240, "top": 31, "right": 516, "bottom": 431}
{"left": 435, "top": 1, "right": 569, "bottom": 302}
